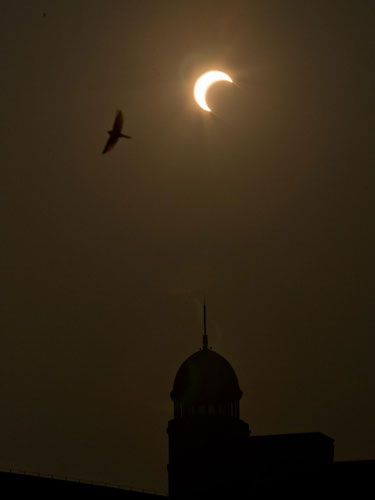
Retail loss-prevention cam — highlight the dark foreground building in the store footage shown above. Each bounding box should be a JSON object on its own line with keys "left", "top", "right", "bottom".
{"left": 167, "top": 312, "right": 374, "bottom": 498}
{"left": 0, "top": 469, "right": 165, "bottom": 497}
{"left": 0, "top": 471, "right": 166, "bottom": 500}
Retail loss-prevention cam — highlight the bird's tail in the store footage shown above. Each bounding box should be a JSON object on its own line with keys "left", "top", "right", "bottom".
{"left": 120, "top": 134, "right": 131, "bottom": 139}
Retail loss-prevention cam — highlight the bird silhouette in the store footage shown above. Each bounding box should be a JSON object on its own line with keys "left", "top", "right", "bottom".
{"left": 102, "top": 110, "right": 131, "bottom": 154}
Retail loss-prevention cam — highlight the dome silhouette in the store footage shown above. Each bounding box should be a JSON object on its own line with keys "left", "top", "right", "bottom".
{"left": 171, "top": 349, "right": 242, "bottom": 407}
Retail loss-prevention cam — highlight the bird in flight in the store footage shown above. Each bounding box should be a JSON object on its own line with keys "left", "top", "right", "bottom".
{"left": 102, "top": 110, "right": 131, "bottom": 154}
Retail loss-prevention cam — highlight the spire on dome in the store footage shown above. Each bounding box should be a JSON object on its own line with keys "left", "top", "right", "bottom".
{"left": 203, "top": 300, "right": 208, "bottom": 350}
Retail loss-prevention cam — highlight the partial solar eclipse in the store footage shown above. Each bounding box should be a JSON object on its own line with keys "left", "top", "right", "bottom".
{"left": 194, "top": 71, "right": 233, "bottom": 112}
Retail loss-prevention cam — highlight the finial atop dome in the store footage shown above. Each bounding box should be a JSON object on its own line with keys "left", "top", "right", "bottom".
{"left": 203, "top": 299, "right": 208, "bottom": 350}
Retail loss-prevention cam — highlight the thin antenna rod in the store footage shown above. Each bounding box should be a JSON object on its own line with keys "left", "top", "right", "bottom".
{"left": 203, "top": 299, "right": 208, "bottom": 350}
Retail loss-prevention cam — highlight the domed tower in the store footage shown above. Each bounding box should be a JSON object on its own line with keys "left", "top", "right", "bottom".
{"left": 167, "top": 306, "right": 250, "bottom": 498}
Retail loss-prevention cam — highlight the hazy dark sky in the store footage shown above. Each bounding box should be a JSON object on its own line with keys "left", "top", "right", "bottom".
{"left": 2, "top": 0, "right": 374, "bottom": 493}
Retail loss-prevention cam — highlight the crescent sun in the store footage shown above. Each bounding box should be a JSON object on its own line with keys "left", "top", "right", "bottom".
{"left": 194, "top": 70, "right": 233, "bottom": 112}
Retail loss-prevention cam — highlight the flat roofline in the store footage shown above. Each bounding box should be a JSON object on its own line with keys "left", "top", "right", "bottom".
{"left": 249, "top": 432, "right": 334, "bottom": 442}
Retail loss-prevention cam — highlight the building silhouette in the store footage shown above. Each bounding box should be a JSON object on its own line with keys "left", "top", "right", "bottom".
{"left": 167, "top": 305, "right": 374, "bottom": 498}
{"left": 168, "top": 304, "right": 250, "bottom": 498}
{"left": 1, "top": 306, "right": 374, "bottom": 497}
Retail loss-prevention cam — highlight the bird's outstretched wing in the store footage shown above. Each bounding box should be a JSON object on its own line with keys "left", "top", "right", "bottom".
{"left": 113, "top": 110, "right": 124, "bottom": 135}
{"left": 102, "top": 135, "right": 118, "bottom": 154}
